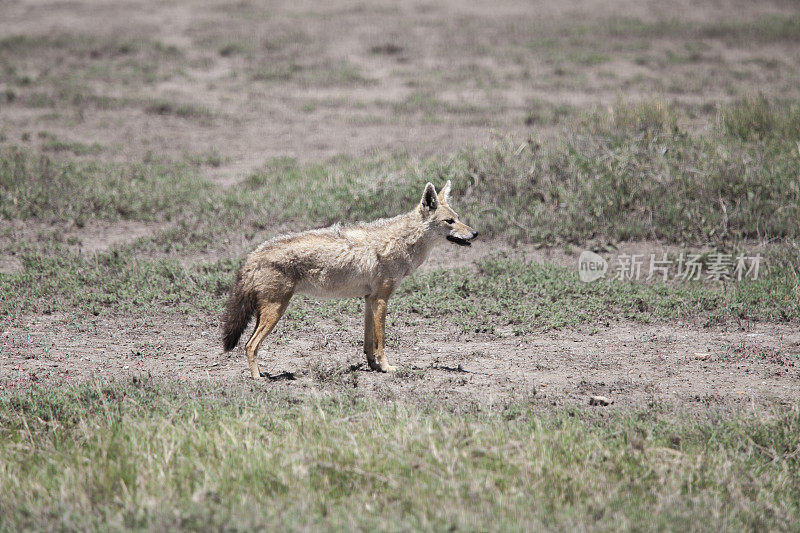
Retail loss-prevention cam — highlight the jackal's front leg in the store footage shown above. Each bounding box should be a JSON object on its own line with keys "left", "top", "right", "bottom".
{"left": 364, "top": 296, "right": 376, "bottom": 368}
{"left": 366, "top": 295, "right": 395, "bottom": 372}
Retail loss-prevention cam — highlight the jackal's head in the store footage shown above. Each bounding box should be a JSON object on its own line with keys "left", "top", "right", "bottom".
{"left": 419, "top": 181, "right": 478, "bottom": 247}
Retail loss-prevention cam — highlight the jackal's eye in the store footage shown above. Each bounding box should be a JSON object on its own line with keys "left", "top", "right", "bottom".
{"left": 444, "top": 218, "right": 455, "bottom": 224}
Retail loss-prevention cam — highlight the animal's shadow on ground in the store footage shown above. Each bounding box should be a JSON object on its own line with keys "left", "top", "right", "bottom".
{"left": 260, "top": 362, "right": 482, "bottom": 382}
{"left": 347, "top": 362, "right": 475, "bottom": 374}
{"left": 431, "top": 364, "right": 470, "bottom": 373}
{"left": 260, "top": 371, "right": 297, "bottom": 381}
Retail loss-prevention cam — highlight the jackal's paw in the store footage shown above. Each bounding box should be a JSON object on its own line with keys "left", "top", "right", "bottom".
{"left": 367, "top": 360, "right": 396, "bottom": 372}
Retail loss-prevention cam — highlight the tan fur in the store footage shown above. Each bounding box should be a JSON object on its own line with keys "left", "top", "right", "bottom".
{"left": 222, "top": 181, "right": 477, "bottom": 379}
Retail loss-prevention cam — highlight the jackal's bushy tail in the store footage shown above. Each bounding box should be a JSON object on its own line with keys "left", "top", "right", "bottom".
{"left": 222, "top": 269, "right": 257, "bottom": 351}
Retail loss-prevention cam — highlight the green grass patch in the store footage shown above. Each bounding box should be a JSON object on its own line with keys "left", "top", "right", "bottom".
{"left": 389, "top": 90, "right": 484, "bottom": 116}
{"left": 251, "top": 59, "right": 373, "bottom": 87}
{"left": 216, "top": 98, "right": 800, "bottom": 246}
{"left": 0, "top": 148, "right": 213, "bottom": 223}
{"left": 523, "top": 100, "right": 579, "bottom": 126}
{"left": 40, "top": 139, "right": 104, "bottom": 156}
{"left": 699, "top": 14, "right": 800, "bottom": 43}
{"left": 395, "top": 256, "right": 800, "bottom": 333}
{"left": 719, "top": 95, "right": 800, "bottom": 141}
{"left": 184, "top": 147, "right": 227, "bottom": 168}
{"left": 597, "top": 14, "right": 800, "bottom": 43}
{"left": 462, "top": 99, "right": 800, "bottom": 243}
{"left": 36, "top": 132, "right": 104, "bottom": 156}
{"left": 5, "top": 97, "right": 800, "bottom": 249}
{"left": 0, "top": 251, "right": 236, "bottom": 317}
{"left": 0, "top": 33, "right": 182, "bottom": 99}
{"left": 144, "top": 99, "right": 216, "bottom": 122}
{"left": 0, "top": 381, "right": 798, "bottom": 530}
{"left": 2, "top": 250, "right": 796, "bottom": 332}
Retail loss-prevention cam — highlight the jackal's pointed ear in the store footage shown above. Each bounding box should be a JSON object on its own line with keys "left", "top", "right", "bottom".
{"left": 437, "top": 180, "right": 452, "bottom": 204}
{"left": 421, "top": 182, "right": 439, "bottom": 211}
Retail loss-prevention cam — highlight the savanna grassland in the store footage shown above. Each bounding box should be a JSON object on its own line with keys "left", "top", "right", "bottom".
{"left": 1, "top": 0, "right": 800, "bottom": 530}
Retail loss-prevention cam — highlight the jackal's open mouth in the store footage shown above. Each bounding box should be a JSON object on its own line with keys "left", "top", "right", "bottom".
{"left": 447, "top": 235, "right": 472, "bottom": 247}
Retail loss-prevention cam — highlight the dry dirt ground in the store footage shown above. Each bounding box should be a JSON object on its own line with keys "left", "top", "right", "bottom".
{"left": 2, "top": 307, "right": 799, "bottom": 411}
{"left": 2, "top": 0, "right": 799, "bottom": 409}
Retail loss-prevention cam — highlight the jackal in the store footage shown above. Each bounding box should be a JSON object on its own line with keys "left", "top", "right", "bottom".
{"left": 221, "top": 181, "right": 478, "bottom": 379}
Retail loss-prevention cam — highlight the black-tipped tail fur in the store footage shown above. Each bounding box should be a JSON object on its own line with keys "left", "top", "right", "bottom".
{"left": 222, "top": 269, "right": 257, "bottom": 351}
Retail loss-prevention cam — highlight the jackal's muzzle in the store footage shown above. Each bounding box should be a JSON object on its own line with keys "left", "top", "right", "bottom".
{"left": 446, "top": 229, "right": 478, "bottom": 247}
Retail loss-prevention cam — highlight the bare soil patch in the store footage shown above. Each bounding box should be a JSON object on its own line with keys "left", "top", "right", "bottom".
{"left": 0, "top": 219, "right": 169, "bottom": 275}
{"left": 0, "top": 255, "right": 23, "bottom": 275}
{"left": 1, "top": 219, "right": 169, "bottom": 254}
{"left": 66, "top": 220, "right": 169, "bottom": 254}
{"left": 3, "top": 310, "right": 797, "bottom": 412}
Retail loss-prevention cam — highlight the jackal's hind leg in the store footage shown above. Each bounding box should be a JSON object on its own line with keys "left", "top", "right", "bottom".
{"left": 244, "top": 296, "right": 291, "bottom": 380}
